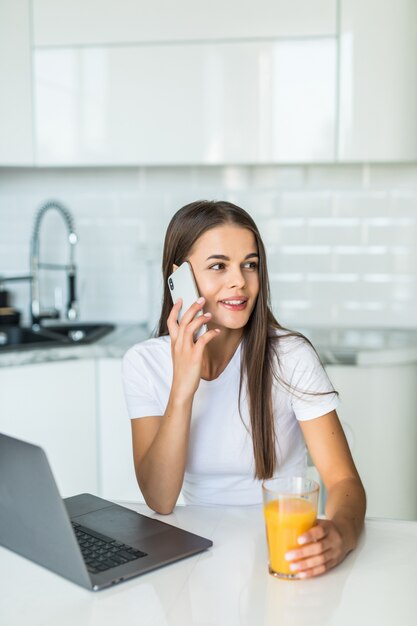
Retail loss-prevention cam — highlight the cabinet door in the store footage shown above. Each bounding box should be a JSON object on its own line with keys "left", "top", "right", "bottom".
{"left": 33, "top": 0, "right": 336, "bottom": 46}
{"left": 96, "top": 358, "right": 144, "bottom": 502}
{"left": 97, "top": 358, "right": 186, "bottom": 505}
{"left": 0, "top": 0, "right": 33, "bottom": 165}
{"left": 338, "top": 0, "right": 417, "bottom": 161}
{"left": 325, "top": 363, "right": 417, "bottom": 520}
{"left": 34, "top": 38, "right": 336, "bottom": 165}
{"left": 0, "top": 360, "right": 97, "bottom": 497}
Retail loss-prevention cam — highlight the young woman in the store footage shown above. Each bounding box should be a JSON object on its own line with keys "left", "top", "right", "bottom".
{"left": 122, "top": 200, "right": 366, "bottom": 579}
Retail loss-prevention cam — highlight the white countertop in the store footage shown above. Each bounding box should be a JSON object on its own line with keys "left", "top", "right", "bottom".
{"left": 2, "top": 324, "right": 417, "bottom": 368}
{"left": 0, "top": 324, "right": 149, "bottom": 369}
{"left": 300, "top": 326, "right": 417, "bottom": 366}
{"left": 1, "top": 503, "right": 416, "bottom": 626}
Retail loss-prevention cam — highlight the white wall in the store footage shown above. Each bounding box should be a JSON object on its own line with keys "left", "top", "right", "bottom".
{"left": 0, "top": 163, "right": 416, "bottom": 330}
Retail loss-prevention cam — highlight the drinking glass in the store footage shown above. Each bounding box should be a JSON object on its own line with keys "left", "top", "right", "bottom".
{"left": 262, "top": 476, "right": 319, "bottom": 579}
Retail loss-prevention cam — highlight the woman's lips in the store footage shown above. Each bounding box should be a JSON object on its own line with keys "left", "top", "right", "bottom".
{"left": 219, "top": 299, "right": 248, "bottom": 311}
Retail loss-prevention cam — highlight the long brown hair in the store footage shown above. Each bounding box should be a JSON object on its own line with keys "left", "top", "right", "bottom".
{"left": 157, "top": 200, "right": 331, "bottom": 479}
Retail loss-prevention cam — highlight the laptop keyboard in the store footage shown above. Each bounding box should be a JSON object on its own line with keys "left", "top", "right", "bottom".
{"left": 72, "top": 521, "right": 147, "bottom": 574}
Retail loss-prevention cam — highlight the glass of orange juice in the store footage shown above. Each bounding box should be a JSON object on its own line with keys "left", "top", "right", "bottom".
{"left": 262, "top": 476, "right": 319, "bottom": 579}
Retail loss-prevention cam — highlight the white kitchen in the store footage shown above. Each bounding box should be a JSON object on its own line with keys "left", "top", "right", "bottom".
{"left": 0, "top": 1, "right": 417, "bottom": 624}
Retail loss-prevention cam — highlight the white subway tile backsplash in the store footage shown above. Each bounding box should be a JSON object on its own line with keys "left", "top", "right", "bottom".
{"left": 268, "top": 250, "right": 330, "bottom": 274}
{"left": 391, "top": 247, "right": 417, "bottom": 274}
{"left": 249, "top": 166, "right": 306, "bottom": 189}
{"left": 333, "top": 191, "right": 390, "bottom": 217}
{"left": 270, "top": 278, "right": 307, "bottom": 302}
{"left": 365, "top": 220, "right": 417, "bottom": 246}
{"left": 279, "top": 245, "right": 332, "bottom": 255}
{"left": 367, "top": 164, "right": 417, "bottom": 190}
{"left": 307, "top": 273, "right": 359, "bottom": 283}
{"left": 1, "top": 163, "right": 417, "bottom": 329}
{"left": 308, "top": 222, "right": 362, "bottom": 246}
{"left": 138, "top": 168, "right": 195, "bottom": 193}
{"left": 279, "top": 191, "right": 333, "bottom": 217}
{"left": 227, "top": 191, "right": 278, "bottom": 218}
{"left": 221, "top": 166, "right": 252, "bottom": 191}
{"left": 190, "top": 166, "right": 227, "bottom": 190}
{"left": 335, "top": 249, "right": 391, "bottom": 274}
{"left": 306, "top": 165, "right": 364, "bottom": 189}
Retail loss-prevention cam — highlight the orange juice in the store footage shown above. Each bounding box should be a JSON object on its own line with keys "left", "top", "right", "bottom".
{"left": 264, "top": 497, "right": 316, "bottom": 576}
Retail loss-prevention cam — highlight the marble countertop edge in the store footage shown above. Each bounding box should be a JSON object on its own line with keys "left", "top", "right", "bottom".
{"left": 1, "top": 324, "right": 417, "bottom": 369}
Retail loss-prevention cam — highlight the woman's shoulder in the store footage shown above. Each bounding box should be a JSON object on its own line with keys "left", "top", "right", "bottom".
{"left": 268, "top": 327, "right": 321, "bottom": 370}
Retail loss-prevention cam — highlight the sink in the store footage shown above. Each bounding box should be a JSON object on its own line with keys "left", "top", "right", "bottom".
{"left": 40, "top": 323, "right": 115, "bottom": 344}
{"left": 0, "top": 327, "right": 59, "bottom": 349}
{"left": 0, "top": 323, "right": 114, "bottom": 352}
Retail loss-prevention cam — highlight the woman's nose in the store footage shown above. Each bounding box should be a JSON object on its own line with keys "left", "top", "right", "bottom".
{"left": 227, "top": 267, "right": 245, "bottom": 288}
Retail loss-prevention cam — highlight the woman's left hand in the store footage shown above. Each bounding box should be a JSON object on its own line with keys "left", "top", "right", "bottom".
{"left": 284, "top": 519, "right": 351, "bottom": 579}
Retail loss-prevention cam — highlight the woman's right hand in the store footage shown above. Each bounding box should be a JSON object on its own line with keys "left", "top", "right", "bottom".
{"left": 166, "top": 297, "right": 220, "bottom": 401}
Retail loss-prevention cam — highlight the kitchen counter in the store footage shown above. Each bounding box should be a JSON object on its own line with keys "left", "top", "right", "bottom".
{"left": 0, "top": 324, "right": 150, "bottom": 368}
{"left": 300, "top": 326, "right": 417, "bottom": 366}
{"left": 0, "top": 503, "right": 416, "bottom": 626}
{"left": 1, "top": 324, "right": 417, "bottom": 369}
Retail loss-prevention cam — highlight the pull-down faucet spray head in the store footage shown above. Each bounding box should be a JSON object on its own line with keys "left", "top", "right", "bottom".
{"left": 30, "top": 200, "right": 78, "bottom": 325}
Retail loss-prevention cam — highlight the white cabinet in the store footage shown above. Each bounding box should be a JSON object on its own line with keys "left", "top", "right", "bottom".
{"left": 34, "top": 38, "right": 336, "bottom": 165}
{"left": 2, "top": 354, "right": 416, "bottom": 519}
{"left": 97, "top": 358, "right": 185, "bottom": 505}
{"left": 6, "top": 0, "right": 417, "bottom": 166}
{"left": 32, "top": 0, "right": 337, "bottom": 166}
{"left": 0, "top": 360, "right": 97, "bottom": 497}
{"left": 0, "top": 0, "right": 34, "bottom": 165}
{"left": 325, "top": 362, "right": 417, "bottom": 521}
{"left": 96, "top": 358, "right": 144, "bottom": 503}
{"left": 338, "top": 0, "right": 417, "bottom": 161}
{"left": 32, "top": 0, "right": 336, "bottom": 46}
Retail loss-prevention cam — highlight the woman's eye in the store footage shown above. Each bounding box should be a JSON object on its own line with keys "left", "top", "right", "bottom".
{"left": 209, "top": 261, "right": 258, "bottom": 271}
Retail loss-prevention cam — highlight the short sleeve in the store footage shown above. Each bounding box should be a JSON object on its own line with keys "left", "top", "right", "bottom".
{"left": 122, "top": 347, "right": 164, "bottom": 420}
{"left": 278, "top": 336, "right": 339, "bottom": 421}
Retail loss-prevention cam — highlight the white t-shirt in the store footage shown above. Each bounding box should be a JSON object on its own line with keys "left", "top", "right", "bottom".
{"left": 122, "top": 330, "right": 339, "bottom": 506}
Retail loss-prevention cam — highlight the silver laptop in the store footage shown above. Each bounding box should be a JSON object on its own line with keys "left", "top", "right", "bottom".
{"left": 0, "top": 433, "right": 212, "bottom": 591}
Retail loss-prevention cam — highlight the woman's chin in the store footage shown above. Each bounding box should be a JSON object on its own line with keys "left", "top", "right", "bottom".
{"left": 208, "top": 316, "right": 249, "bottom": 332}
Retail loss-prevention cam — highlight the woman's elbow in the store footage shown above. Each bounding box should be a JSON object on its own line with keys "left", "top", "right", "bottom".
{"left": 135, "top": 471, "right": 177, "bottom": 514}
{"left": 140, "top": 488, "right": 175, "bottom": 515}
{"left": 145, "top": 495, "right": 175, "bottom": 515}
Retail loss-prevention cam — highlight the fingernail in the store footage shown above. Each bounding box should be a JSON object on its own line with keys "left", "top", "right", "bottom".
{"left": 298, "top": 537, "right": 307, "bottom": 545}
{"left": 297, "top": 572, "right": 307, "bottom": 579}
{"left": 290, "top": 563, "right": 299, "bottom": 571}
{"left": 285, "top": 552, "right": 295, "bottom": 561}
{"left": 197, "top": 297, "right": 205, "bottom": 304}
{"left": 204, "top": 312, "right": 211, "bottom": 317}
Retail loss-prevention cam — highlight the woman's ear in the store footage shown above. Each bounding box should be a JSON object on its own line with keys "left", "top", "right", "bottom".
{"left": 172, "top": 263, "right": 179, "bottom": 273}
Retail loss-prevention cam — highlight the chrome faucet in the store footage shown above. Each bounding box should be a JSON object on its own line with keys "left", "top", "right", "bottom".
{"left": 30, "top": 200, "right": 78, "bottom": 325}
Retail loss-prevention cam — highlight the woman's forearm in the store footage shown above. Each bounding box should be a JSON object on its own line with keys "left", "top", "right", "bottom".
{"left": 137, "top": 392, "right": 194, "bottom": 514}
{"left": 325, "top": 477, "right": 367, "bottom": 551}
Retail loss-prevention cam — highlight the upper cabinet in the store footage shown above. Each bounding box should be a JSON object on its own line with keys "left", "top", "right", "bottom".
{"left": 33, "top": 38, "right": 336, "bottom": 165}
{"left": 4, "top": 0, "right": 415, "bottom": 166}
{"left": 32, "top": 0, "right": 337, "bottom": 45}
{"left": 0, "top": 0, "right": 34, "bottom": 165}
{"left": 32, "top": 0, "right": 337, "bottom": 166}
{"left": 338, "top": 0, "right": 417, "bottom": 162}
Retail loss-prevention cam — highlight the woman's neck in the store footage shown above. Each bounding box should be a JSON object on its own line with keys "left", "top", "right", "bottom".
{"left": 201, "top": 327, "right": 243, "bottom": 381}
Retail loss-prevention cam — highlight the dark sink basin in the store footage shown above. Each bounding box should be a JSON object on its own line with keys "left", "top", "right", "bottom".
{"left": 40, "top": 323, "right": 115, "bottom": 344}
{"left": 0, "top": 327, "right": 58, "bottom": 348}
{"left": 0, "top": 323, "right": 114, "bottom": 352}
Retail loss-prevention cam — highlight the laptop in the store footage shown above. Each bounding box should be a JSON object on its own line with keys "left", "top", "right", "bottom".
{"left": 0, "top": 433, "right": 213, "bottom": 591}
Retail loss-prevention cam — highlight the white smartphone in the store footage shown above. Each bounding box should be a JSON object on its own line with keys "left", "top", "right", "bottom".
{"left": 168, "top": 261, "right": 208, "bottom": 340}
